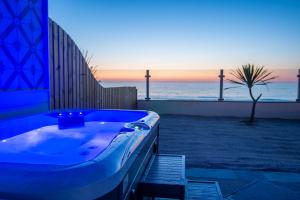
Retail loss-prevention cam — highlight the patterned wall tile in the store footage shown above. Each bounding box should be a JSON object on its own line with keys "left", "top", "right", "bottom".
{"left": 0, "top": 0, "right": 48, "bottom": 91}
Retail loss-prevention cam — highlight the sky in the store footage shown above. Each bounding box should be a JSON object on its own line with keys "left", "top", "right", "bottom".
{"left": 49, "top": 0, "right": 300, "bottom": 81}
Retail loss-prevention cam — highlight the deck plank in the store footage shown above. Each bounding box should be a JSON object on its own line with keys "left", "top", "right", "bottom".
{"left": 139, "top": 154, "right": 186, "bottom": 199}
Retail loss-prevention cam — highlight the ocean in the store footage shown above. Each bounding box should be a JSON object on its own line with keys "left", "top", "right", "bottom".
{"left": 101, "top": 81, "right": 298, "bottom": 102}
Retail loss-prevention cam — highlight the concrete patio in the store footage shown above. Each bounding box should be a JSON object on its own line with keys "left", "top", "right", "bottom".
{"left": 158, "top": 114, "right": 300, "bottom": 199}
{"left": 187, "top": 168, "right": 300, "bottom": 200}
{"left": 159, "top": 114, "right": 300, "bottom": 172}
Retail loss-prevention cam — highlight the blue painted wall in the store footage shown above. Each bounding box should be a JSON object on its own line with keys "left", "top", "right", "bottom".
{"left": 0, "top": 0, "right": 49, "bottom": 119}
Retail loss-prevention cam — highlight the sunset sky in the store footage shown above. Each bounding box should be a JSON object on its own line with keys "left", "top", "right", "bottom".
{"left": 96, "top": 69, "right": 296, "bottom": 82}
{"left": 49, "top": 0, "right": 300, "bottom": 81}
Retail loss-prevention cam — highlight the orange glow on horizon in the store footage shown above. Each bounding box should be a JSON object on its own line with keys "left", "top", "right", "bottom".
{"left": 95, "top": 69, "right": 298, "bottom": 82}
{"left": 96, "top": 70, "right": 219, "bottom": 82}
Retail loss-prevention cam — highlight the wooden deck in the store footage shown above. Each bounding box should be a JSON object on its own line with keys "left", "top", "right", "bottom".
{"left": 138, "top": 154, "right": 223, "bottom": 200}
{"left": 155, "top": 180, "right": 223, "bottom": 200}
{"left": 139, "top": 154, "right": 186, "bottom": 199}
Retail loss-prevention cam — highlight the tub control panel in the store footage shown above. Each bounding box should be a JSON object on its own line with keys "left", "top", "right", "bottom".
{"left": 58, "top": 112, "right": 85, "bottom": 129}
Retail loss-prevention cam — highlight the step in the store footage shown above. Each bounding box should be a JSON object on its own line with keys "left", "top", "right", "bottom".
{"left": 186, "top": 180, "right": 223, "bottom": 200}
{"left": 138, "top": 154, "right": 186, "bottom": 200}
{"left": 154, "top": 180, "right": 223, "bottom": 200}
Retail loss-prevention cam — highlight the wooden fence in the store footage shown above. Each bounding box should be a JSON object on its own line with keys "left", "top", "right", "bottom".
{"left": 48, "top": 19, "right": 137, "bottom": 110}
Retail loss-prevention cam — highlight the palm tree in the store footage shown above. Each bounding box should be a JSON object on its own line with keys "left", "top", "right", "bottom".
{"left": 228, "top": 64, "right": 277, "bottom": 123}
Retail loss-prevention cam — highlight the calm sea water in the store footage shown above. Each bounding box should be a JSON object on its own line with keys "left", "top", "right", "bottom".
{"left": 101, "top": 81, "right": 298, "bottom": 101}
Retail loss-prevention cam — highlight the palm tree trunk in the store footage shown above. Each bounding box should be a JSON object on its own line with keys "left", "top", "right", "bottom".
{"left": 249, "top": 88, "right": 256, "bottom": 123}
{"left": 248, "top": 88, "right": 262, "bottom": 123}
{"left": 250, "top": 101, "right": 257, "bottom": 123}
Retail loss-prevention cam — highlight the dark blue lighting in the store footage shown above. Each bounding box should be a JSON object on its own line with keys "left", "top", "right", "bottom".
{"left": 0, "top": 110, "right": 150, "bottom": 140}
{"left": 58, "top": 112, "right": 85, "bottom": 129}
{"left": 0, "top": 0, "right": 49, "bottom": 119}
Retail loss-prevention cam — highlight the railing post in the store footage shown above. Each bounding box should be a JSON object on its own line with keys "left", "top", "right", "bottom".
{"left": 297, "top": 69, "right": 300, "bottom": 102}
{"left": 145, "top": 69, "right": 151, "bottom": 101}
{"left": 218, "top": 69, "right": 225, "bottom": 101}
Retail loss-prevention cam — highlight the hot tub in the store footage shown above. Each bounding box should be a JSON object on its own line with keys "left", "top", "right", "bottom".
{"left": 0, "top": 109, "right": 159, "bottom": 199}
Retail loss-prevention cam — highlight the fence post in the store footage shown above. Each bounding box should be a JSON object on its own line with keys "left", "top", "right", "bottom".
{"left": 297, "top": 69, "right": 300, "bottom": 102}
{"left": 218, "top": 69, "right": 225, "bottom": 101}
{"left": 145, "top": 70, "right": 151, "bottom": 101}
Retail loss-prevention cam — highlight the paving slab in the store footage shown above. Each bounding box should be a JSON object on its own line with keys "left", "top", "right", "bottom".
{"left": 187, "top": 168, "right": 300, "bottom": 200}
{"left": 227, "top": 181, "right": 300, "bottom": 200}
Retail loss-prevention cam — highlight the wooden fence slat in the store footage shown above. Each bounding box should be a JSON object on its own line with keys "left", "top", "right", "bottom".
{"left": 79, "top": 51, "right": 83, "bottom": 108}
{"left": 91, "top": 76, "right": 94, "bottom": 108}
{"left": 49, "top": 19, "right": 137, "bottom": 111}
{"left": 63, "top": 31, "right": 68, "bottom": 109}
{"left": 68, "top": 36, "right": 73, "bottom": 108}
{"left": 49, "top": 21, "right": 55, "bottom": 109}
{"left": 76, "top": 48, "right": 80, "bottom": 108}
{"left": 84, "top": 57, "right": 88, "bottom": 108}
{"left": 53, "top": 22, "right": 60, "bottom": 109}
{"left": 58, "top": 26, "right": 64, "bottom": 109}
{"left": 87, "top": 68, "right": 90, "bottom": 108}
{"left": 72, "top": 42, "right": 76, "bottom": 109}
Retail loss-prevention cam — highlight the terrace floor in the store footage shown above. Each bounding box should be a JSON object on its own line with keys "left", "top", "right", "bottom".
{"left": 158, "top": 115, "right": 300, "bottom": 199}
{"left": 187, "top": 168, "right": 300, "bottom": 200}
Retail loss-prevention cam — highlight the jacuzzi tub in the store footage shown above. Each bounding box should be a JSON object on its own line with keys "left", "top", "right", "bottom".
{"left": 0, "top": 109, "right": 159, "bottom": 199}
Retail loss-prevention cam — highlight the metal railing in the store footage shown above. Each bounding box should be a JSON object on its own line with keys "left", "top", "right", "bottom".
{"left": 145, "top": 70, "right": 151, "bottom": 101}
{"left": 297, "top": 69, "right": 300, "bottom": 102}
{"left": 144, "top": 69, "right": 300, "bottom": 102}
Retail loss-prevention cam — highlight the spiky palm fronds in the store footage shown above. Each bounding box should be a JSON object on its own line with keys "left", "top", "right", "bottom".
{"left": 82, "top": 49, "right": 99, "bottom": 77}
{"left": 228, "top": 64, "right": 277, "bottom": 88}
{"left": 228, "top": 64, "right": 277, "bottom": 123}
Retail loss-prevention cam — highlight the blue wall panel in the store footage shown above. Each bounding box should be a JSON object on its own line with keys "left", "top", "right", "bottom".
{"left": 0, "top": 0, "right": 49, "bottom": 119}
